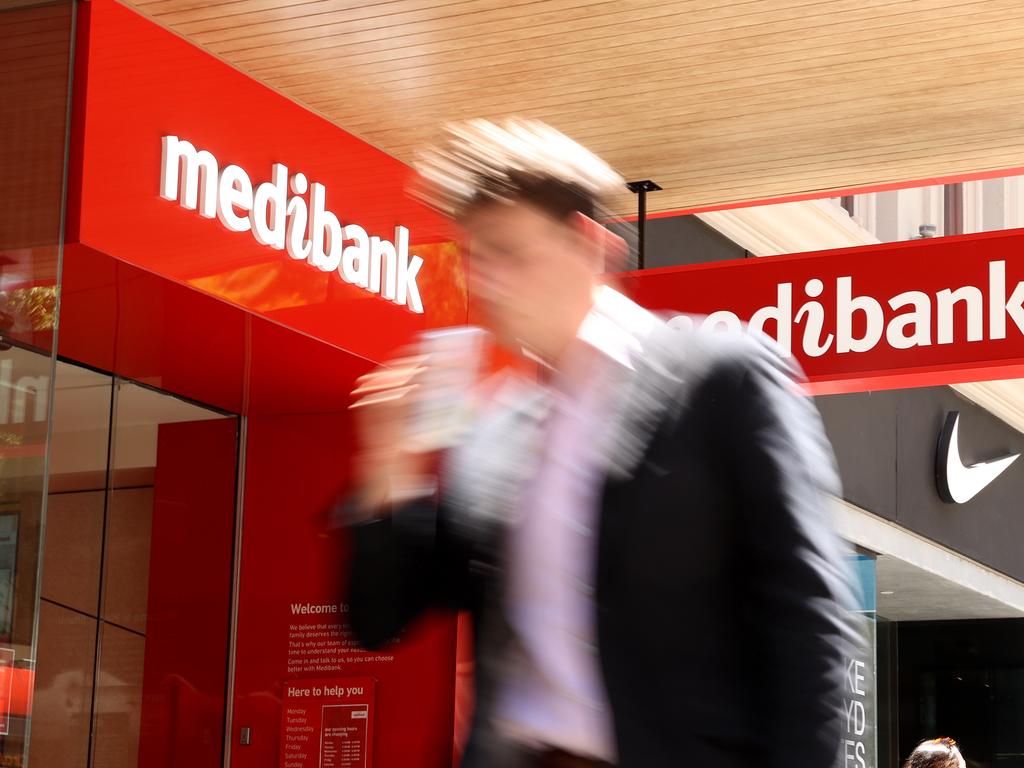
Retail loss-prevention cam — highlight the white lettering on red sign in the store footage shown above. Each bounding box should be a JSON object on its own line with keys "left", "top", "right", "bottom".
{"left": 669, "top": 261, "right": 1024, "bottom": 358}
{"left": 158, "top": 135, "right": 424, "bottom": 313}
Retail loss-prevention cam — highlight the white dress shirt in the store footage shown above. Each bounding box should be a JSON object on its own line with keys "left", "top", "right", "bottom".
{"left": 494, "top": 287, "right": 656, "bottom": 761}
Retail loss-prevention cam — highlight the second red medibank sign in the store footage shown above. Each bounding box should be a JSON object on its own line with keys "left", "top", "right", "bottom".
{"left": 620, "top": 229, "right": 1024, "bottom": 392}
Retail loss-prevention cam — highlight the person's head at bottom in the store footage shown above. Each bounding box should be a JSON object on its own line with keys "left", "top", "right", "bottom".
{"left": 902, "top": 737, "right": 966, "bottom": 768}
{"left": 413, "top": 119, "right": 626, "bottom": 367}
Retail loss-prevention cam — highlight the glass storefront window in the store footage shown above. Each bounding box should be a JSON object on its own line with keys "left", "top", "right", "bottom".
{"left": 0, "top": 1, "right": 76, "bottom": 765}
{"left": 898, "top": 619, "right": 1024, "bottom": 768}
{"left": 29, "top": 364, "right": 239, "bottom": 767}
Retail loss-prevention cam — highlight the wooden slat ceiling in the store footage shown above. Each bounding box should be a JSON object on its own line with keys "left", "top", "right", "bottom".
{"left": 123, "top": 0, "right": 1024, "bottom": 215}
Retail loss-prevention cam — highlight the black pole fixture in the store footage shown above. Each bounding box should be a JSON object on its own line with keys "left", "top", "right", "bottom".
{"left": 626, "top": 180, "right": 662, "bottom": 270}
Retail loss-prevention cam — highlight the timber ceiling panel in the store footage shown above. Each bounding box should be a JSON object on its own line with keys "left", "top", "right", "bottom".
{"left": 122, "top": 0, "right": 1024, "bottom": 215}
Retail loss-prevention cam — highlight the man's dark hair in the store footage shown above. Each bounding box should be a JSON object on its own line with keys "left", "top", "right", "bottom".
{"left": 902, "top": 737, "right": 964, "bottom": 768}
{"left": 412, "top": 118, "right": 623, "bottom": 223}
{"left": 479, "top": 170, "right": 597, "bottom": 221}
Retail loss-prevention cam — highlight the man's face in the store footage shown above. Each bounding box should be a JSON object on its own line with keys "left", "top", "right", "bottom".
{"left": 460, "top": 200, "right": 599, "bottom": 359}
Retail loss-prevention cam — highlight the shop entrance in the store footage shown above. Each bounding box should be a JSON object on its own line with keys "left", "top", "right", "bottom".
{"left": 0, "top": 345, "right": 239, "bottom": 768}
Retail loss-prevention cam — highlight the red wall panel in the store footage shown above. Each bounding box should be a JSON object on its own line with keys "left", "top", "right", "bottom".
{"left": 140, "top": 419, "right": 239, "bottom": 768}
{"left": 232, "top": 410, "right": 457, "bottom": 768}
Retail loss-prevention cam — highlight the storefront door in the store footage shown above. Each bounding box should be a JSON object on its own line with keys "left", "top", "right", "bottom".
{"left": 20, "top": 352, "right": 239, "bottom": 768}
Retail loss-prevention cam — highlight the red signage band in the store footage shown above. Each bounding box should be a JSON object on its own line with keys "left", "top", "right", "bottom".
{"left": 158, "top": 136, "right": 425, "bottom": 314}
{"left": 69, "top": 0, "right": 467, "bottom": 365}
{"left": 619, "top": 228, "right": 1024, "bottom": 394}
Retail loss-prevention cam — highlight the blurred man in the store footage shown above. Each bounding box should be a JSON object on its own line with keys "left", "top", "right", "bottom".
{"left": 343, "top": 119, "right": 858, "bottom": 768}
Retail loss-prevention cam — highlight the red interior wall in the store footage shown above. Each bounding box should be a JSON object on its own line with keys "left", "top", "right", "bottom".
{"left": 139, "top": 419, "right": 239, "bottom": 768}
{"left": 230, "top": 409, "right": 457, "bottom": 768}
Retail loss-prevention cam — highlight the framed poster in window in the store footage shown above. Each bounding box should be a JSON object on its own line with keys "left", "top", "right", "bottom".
{"left": 0, "top": 513, "right": 19, "bottom": 642}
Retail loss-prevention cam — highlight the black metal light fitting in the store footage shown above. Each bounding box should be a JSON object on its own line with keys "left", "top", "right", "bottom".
{"left": 626, "top": 179, "right": 662, "bottom": 270}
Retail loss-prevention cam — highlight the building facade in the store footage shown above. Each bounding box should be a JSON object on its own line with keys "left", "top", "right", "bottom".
{"left": 4, "top": 1, "right": 1024, "bottom": 768}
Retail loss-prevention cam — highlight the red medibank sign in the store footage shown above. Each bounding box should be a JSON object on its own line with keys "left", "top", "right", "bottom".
{"left": 68, "top": 0, "right": 466, "bottom": 364}
{"left": 620, "top": 229, "right": 1024, "bottom": 393}
{"left": 159, "top": 135, "right": 425, "bottom": 313}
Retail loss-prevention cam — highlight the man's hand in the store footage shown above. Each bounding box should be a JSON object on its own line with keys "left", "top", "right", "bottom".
{"left": 349, "top": 355, "right": 437, "bottom": 516}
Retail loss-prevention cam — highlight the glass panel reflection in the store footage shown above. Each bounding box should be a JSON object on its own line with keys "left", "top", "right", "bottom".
{"left": 31, "top": 361, "right": 112, "bottom": 767}
{"left": 0, "top": 0, "right": 76, "bottom": 759}
{"left": 0, "top": 346, "right": 61, "bottom": 767}
{"left": 29, "top": 369, "right": 239, "bottom": 768}
{"left": 93, "top": 380, "right": 237, "bottom": 768}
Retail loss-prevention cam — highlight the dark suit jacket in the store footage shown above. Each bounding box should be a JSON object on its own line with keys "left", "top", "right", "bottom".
{"left": 346, "top": 322, "right": 860, "bottom": 768}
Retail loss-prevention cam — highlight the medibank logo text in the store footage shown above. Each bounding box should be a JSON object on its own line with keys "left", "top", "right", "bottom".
{"left": 158, "top": 135, "right": 424, "bottom": 313}
{"left": 669, "top": 261, "right": 1024, "bottom": 358}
